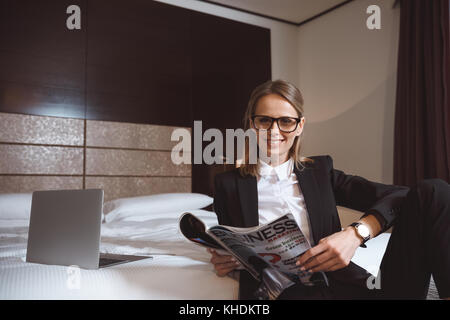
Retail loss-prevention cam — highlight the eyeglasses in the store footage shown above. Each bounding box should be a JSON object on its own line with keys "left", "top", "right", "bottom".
{"left": 251, "top": 115, "right": 302, "bottom": 133}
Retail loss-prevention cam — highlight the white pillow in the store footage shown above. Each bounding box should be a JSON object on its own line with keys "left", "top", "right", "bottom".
{"left": 0, "top": 192, "right": 107, "bottom": 222}
{"left": 0, "top": 193, "right": 32, "bottom": 220}
{"left": 103, "top": 193, "right": 213, "bottom": 222}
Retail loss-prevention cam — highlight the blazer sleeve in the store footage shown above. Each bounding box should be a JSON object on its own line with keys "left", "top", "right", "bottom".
{"left": 326, "top": 155, "right": 409, "bottom": 232}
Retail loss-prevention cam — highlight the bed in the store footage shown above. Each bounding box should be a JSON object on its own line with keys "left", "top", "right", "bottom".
{"left": 0, "top": 192, "right": 239, "bottom": 299}
{"left": 0, "top": 192, "right": 441, "bottom": 300}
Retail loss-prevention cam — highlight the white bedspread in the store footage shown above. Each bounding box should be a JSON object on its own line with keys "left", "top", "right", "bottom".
{"left": 0, "top": 210, "right": 239, "bottom": 300}
{"left": 0, "top": 208, "right": 398, "bottom": 300}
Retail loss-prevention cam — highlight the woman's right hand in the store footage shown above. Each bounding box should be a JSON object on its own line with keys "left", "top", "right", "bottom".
{"left": 207, "top": 248, "right": 241, "bottom": 277}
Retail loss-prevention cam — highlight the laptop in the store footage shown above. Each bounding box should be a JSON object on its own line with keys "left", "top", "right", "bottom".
{"left": 26, "top": 189, "right": 150, "bottom": 269}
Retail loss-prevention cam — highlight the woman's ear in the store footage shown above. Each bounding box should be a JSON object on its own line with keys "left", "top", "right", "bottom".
{"left": 296, "top": 117, "right": 305, "bottom": 136}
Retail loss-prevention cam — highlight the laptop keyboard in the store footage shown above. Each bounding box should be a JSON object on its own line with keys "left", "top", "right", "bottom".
{"left": 99, "top": 257, "right": 126, "bottom": 267}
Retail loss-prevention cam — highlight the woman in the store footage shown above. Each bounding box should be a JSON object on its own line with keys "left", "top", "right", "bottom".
{"left": 208, "top": 79, "right": 450, "bottom": 300}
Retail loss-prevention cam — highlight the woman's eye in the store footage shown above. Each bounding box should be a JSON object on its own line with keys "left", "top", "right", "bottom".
{"left": 280, "top": 118, "right": 294, "bottom": 124}
{"left": 259, "top": 118, "right": 271, "bottom": 123}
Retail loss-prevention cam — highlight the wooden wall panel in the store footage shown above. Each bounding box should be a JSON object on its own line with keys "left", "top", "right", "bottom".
{"left": 86, "top": 0, "right": 192, "bottom": 127}
{"left": 0, "top": 0, "right": 86, "bottom": 118}
{"left": 0, "top": 0, "right": 270, "bottom": 126}
{"left": 190, "top": 11, "right": 271, "bottom": 195}
{"left": 191, "top": 11, "right": 271, "bottom": 130}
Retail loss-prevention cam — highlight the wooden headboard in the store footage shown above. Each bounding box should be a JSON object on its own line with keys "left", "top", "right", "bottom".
{"left": 0, "top": 112, "right": 191, "bottom": 201}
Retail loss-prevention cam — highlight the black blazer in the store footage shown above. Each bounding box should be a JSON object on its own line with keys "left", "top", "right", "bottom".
{"left": 213, "top": 155, "right": 409, "bottom": 299}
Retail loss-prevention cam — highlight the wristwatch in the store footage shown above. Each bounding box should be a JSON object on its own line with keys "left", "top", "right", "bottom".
{"left": 349, "top": 222, "right": 370, "bottom": 248}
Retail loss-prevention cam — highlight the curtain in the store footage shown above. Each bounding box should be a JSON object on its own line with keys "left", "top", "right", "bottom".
{"left": 394, "top": 0, "right": 450, "bottom": 186}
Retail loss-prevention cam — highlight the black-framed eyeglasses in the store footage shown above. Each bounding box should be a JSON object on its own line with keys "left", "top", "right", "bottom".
{"left": 251, "top": 115, "right": 302, "bottom": 133}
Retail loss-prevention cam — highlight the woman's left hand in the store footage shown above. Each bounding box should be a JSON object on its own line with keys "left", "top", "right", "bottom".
{"left": 296, "top": 227, "right": 362, "bottom": 273}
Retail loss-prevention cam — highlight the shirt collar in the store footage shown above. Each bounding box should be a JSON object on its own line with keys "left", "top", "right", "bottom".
{"left": 258, "top": 158, "right": 294, "bottom": 181}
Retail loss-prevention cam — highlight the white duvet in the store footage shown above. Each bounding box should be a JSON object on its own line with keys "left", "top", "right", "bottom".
{"left": 0, "top": 210, "right": 239, "bottom": 300}
{"left": 5, "top": 207, "right": 432, "bottom": 300}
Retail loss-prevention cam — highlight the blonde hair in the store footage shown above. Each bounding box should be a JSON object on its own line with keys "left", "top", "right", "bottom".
{"left": 238, "top": 79, "right": 313, "bottom": 177}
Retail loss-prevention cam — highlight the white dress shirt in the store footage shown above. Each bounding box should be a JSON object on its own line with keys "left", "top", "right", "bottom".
{"left": 257, "top": 158, "right": 314, "bottom": 246}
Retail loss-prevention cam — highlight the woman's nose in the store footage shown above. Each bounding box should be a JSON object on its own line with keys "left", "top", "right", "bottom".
{"left": 269, "top": 120, "right": 280, "bottom": 134}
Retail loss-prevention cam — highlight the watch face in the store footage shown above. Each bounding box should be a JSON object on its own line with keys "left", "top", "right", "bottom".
{"left": 357, "top": 224, "right": 370, "bottom": 238}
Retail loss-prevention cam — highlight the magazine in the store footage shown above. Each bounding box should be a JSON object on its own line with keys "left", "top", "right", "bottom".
{"left": 179, "top": 212, "right": 329, "bottom": 299}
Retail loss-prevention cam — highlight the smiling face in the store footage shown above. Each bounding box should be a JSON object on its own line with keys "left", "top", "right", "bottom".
{"left": 252, "top": 94, "right": 305, "bottom": 166}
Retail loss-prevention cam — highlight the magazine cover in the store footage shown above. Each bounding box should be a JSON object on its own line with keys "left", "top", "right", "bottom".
{"left": 179, "top": 212, "right": 329, "bottom": 299}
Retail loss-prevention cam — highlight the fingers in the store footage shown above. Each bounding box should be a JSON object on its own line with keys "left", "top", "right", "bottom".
{"left": 297, "top": 251, "right": 345, "bottom": 273}
{"left": 216, "top": 267, "right": 236, "bottom": 277}
{"left": 215, "top": 260, "right": 241, "bottom": 277}
{"left": 207, "top": 248, "right": 234, "bottom": 263}
{"left": 295, "top": 234, "right": 355, "bottom": 273}
{"left": 297, "top": 250, "right": 334, "bottom": 272}
{"left": 308, "top": 258, "right": 341, "bottom": 273}
{"left": 207, "top": 248, "right": 240, "bottom": 277}
{"left": 211, "top": 254, "right": 237, "bottom": 265}
{"left": 215, "top": 261, "right": 240, "bottom": 276}
{"left": 296, "top": 242, "right": 328, "bottom": 267}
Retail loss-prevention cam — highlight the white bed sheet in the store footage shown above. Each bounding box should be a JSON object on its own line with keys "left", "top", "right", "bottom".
{"left": 0, "top": 209, "right": 239, "bottom": 300}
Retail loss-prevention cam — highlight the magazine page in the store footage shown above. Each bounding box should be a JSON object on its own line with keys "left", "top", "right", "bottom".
{"left": 207, "top": 213, "right": 328, "bottom": 286}
{"left": 178, "top": 212, "right": 224, "bottom": 250}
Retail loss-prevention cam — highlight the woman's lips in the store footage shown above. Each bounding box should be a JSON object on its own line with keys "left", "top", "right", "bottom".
{"left": 265, "top": 138, "right": 285, "bottom": 145}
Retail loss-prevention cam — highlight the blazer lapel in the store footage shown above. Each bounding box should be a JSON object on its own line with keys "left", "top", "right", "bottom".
{"left": 295, "top": 166, "right": 323, "bottom": 245}
{"left": 236, "top": 174, "right": 259, "bottom": 227}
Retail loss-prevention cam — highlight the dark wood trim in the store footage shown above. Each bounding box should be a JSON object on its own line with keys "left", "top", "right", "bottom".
{"left": 195, "top": 0, "right": 299, "bottom": 25}
{"left": 195, "top": 0, "right": 354, "bottom": 27}
{"left": 297, "top": 0, "right": 354, "bottom": 27}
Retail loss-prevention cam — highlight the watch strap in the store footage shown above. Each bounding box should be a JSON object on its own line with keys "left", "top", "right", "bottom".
{"left": 350, "top": 222, "right": 369, "bottom": 248}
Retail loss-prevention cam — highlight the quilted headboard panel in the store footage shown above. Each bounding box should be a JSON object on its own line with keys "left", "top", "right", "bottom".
{"left": 0, "top": 112, "right": 191, "bottom": 201}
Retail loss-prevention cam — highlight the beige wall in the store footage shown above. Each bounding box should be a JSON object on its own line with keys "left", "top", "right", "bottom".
{"left": 298, "top": 0, "right": 400, "bottom": 184}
